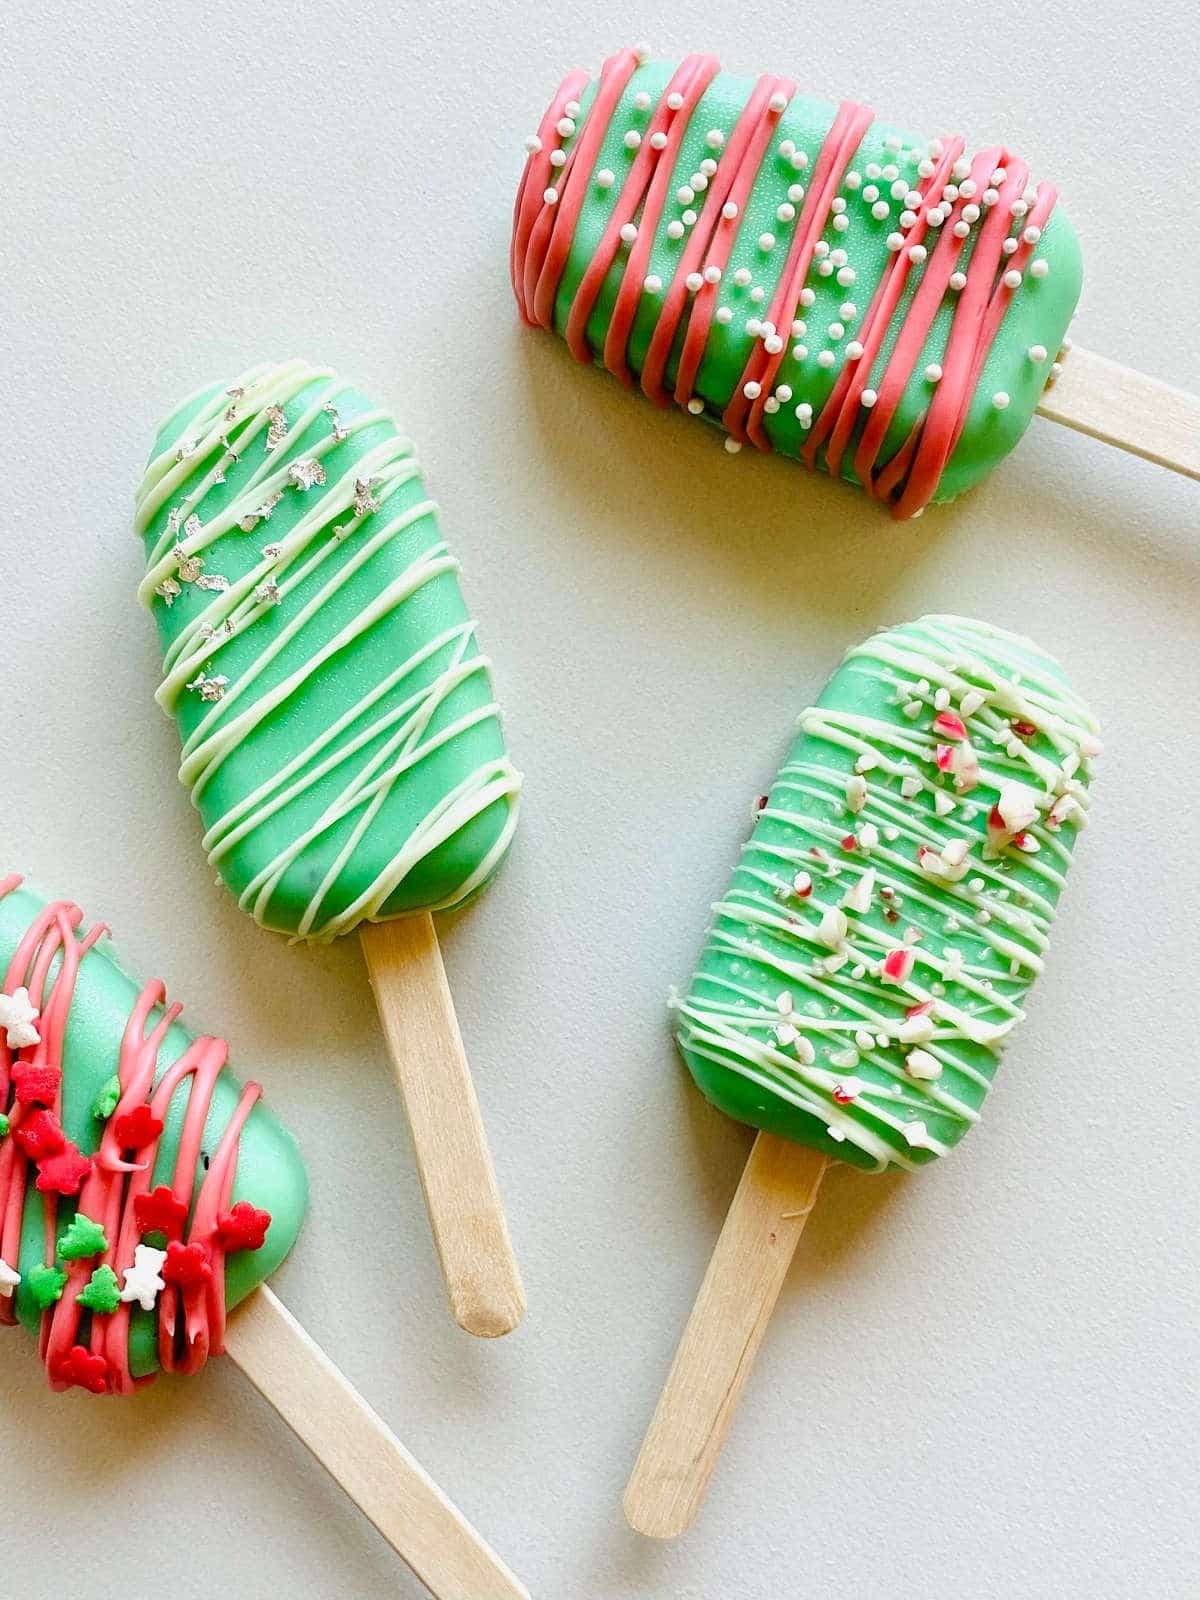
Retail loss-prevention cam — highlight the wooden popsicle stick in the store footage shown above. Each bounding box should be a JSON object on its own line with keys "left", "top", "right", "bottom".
{"left": 1036, "top": 346, "right": 1200, "bottom": 481}
{"left": 225, "top": 1285, "right": 531, "bottom": 1600}
{"left": 624, "top": 1132, "right": 829, "bottom": 1540}
{"left": 360, "top": 913, "right": 525, "bottom": 1339}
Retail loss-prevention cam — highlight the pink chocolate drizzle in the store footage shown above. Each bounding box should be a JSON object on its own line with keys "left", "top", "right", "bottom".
{"left": 0, "top": 874, "right": 260, "bottom": 1394}
{"left": 512, "top": 51, "right": 1059, "bottom": 518}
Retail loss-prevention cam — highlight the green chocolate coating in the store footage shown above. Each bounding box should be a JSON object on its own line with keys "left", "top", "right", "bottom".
{"left": 676, "top": 616, "right": 1098, "bottom": 1172}
{"left": 0, "top": 884, "right": 307, "bottom": 1378}
{"left": 136, "top": 361, "right": 520, "bottom": 940}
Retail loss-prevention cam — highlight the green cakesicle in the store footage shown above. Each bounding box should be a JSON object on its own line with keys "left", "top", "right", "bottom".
{"left": 135, "top": 360, "right": 520, "bottom": 941}
{"left": 675, "top": 615, "right": 1099, "bottom": 1172}
{"left": 514, "top": 50, "right": 1082, "bottom": 516}
{"left": 0, "top": 879, "right": 306, "bottom": 1385}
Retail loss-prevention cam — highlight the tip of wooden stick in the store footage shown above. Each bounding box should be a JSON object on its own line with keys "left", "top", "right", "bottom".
{"left": 622, "top": 1477, "right": 696, "bottom": 1540}
{"left": 452, "top": 1282, "right": 526, "bottom": 1339}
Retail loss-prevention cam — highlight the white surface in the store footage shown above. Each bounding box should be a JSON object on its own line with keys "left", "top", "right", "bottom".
{"left": 1, "top": 3, "right": 1197, "bottom": 1596}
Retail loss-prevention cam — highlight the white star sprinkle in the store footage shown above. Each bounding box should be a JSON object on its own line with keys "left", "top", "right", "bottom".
{"left": 0, "top": 986, "right": 40, "bottom": 1049}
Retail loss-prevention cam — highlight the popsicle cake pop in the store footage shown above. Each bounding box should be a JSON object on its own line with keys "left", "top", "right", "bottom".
{"left": 626, "top": 615, "right": 1099, "bottom": 1536}
{"left": 0, "top": 875, "right": 529, "bottom": 1600}
{"left": 135, "top": 361, "right": 524, "bottom": 1337}
{"left": 516, "top": 47, "right": 1200, "bottom": 509}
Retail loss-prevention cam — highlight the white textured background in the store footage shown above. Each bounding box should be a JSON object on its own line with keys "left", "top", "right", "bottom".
{"left": 1, "top": 3, "right": 1197, "bottom": 1597}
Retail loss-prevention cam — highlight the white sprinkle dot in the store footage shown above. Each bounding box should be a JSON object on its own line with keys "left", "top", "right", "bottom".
{"left": 949, "top": 270, "right": 967, "bottom": 290}
{"left": 992, "top": 391, "right": 1010, "bottom": 410}
{"left": 777, "top": 202, "right": 796, "bottom": 223}
{"left": 543, "top": 187, "right": 558, "bottom": 204}
{"left": 644, "top": 274, "right": 663, "bottom": 293}
{"left": 596, "top": 168, "right": 615, "bottom": 189}
{"left": 682, "top": 209, "right": 698, "bottom": 226}
{"left": 650, "top": 131, "right": 668, "bottom": 150}
{"left": 799, "top": 288, "right": 816, "bottom": 307}
{"left": 828, "top": 321, "right": 845, "bottom": 339}
{"left": 633, "top": 91, "right": 651, "bottom": 111}
{"left": 750, "top": 286, "right": 765, "bottom": 302}
{"left": 703, "top": 263, "right": 722, "bottom": 285}
{"left": 667, "top": 92, "right": 684, "bottom": 111}
{"left": 872, "top": 201, "right": 890, "bottom": 221}
{"left": 722, "top": 201, "right": 739, "bottom": 220}
{"left": 776, "top": 384, "right": 793, "bottom": 402}
{"left": 706, "top": 128, "right": 725, "bottom": 149}
{"left": 769, "top": 91, "right": 788, "bottom": 113}
{"left": 685, "top": 271, "right": 704, "bottom": 292}
{"left": 1003, "top": 269, "right": 1022, "bottom": 289}
{"left": 733, "top": 267, "right": 752, "bottom": 287}
{"left": 758, "top": 233, "right": 776, "bottom": 251}
{"left": 925, "top": 363, "right": 942, "bottom": 382}
{"left": 715, "top": 305, "right": 733, "bottom": 325}
{"left": 666, "top": 220, "right": 684, "bottom": 240}
{"left": 724, "top": 437, "right": 742, "bottom": 453}
{"left": 861, "top": 389, "right": 878, "bottom": 407}
{"left": 1030, "top": 259, "right": 1050, "bottom": 279}
{"left": 620, "top": 222, "right": 638, "bottom": 244}
{"left": 792, "top": 344, "right": 808, "bottom": 361}
{"left": 524, "top": 135, "right": 542, "bottom": 154}
{"left": 1028, "top": 344, "right": 1047, "bottom": 363}
{"left": 549, "top": 149, "right": 566, "bottom": 168}
{"left": 788, "top": 183, "right": 806, "bottom": 203}
{"left": 833, "top": 214, "right": 849, "bottom": 232}
{"left": 886, "top": 232, "right": 904, "bottom": 251}
{"left": 844, "top": 171, "right": 862, "bottom": 189}
{"left": 557, "top": 117, "right": 576, "bottom": 138}
{"left": 700, "top": 158, "right": 718, "bottom": 176}
{"left": 845, "top": 340, "right": 864, "bottom": 359}
{"left": 836, "top": 266, "right": 856, "bottom": 286}
{"left": 677, "top": 185, "right": 695, "bottom": 205}
{"left": 953, "top": 220, "right": 971, "bottom": 239}
{"left": 908, "top": 245, "right": 927, "bottom": 263}
{"left": 624, "top": 129, "right": 641, "bottom": 150}
{"left": 1023, "top": 225, "right": 1042, "bottom": 245}
{"left": 779, "top": 139, "right": 795, "bottom": 159}
{"left": 817, "top": 350, "right": 835, "bottom": 369}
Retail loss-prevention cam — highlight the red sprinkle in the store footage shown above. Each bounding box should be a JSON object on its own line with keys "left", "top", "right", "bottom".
{"left": 50, "top": 1344, "right": 108, "bottom": 1395}
{"left": 882, "top": 948, "right": 916, "bottom": 984}
{"left": 832, "top": 1085, "right": 856, "bottom": 1105}
{"left": 113, "top": 1105, "right": 165, "bottom": 1150}
{"left": 755, "top": 795, "right": 769, "bottom": 812}
{"left": 162, "top": 1240, "right": 213, "bottom": 1290}
{"left": 12, "top": 1108, "right": 66, "bottom": 1161}
{"left": 214, "top": 1201, "right": 272, "bottom": 1254}
{"left": 134, "top": 1185, "right": 189, "bottom": 1241}
{"left": 905, "top": 1000, "right": 935, "bottom": 1019}
{"left": 34, "top": 1142, "right": 93, "bottom": 1196}
{"left": 933, "top": 711, "right": 968, "bottom": 741}
{"left": 1011, "top": 719, "right": 1038, "bottom": 739}
{"left": 840, "top": 834, "right": 858, "bottom": 851}
{"left": 10, "top": 1062, "right": 62, "bottom": 1107}
{"left": 935, "top": 743, "right": 955, "bottom": 772}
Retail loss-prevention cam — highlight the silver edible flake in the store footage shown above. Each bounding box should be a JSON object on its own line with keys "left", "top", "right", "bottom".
{"left": 323, "top": 401, "right": 350, "bottom": 443}
{"left": 195, "top": 573, "right": 230, "bottom": 592}
{"left": 155, "top": 576, "right": 182, "bottom": 607}
{"left": 264, "top": 405, "right": 288, "bottom": 451}
{"left": 288, "top": 457, "right": 326, "bottom": 491}
{"left": 173, "top": 543, "right": 204, "bottom": 583}
{"left": 253, "top": 580, "right": 282, "bottom": 607}
{"left": 186, "top": 671, "right": 229, "bottom": 703}
{"left": 353, "top": 477, "right": 380, "bottom": 517}
{"left": 261, "top": 542, "right": 283, "bottom": 560}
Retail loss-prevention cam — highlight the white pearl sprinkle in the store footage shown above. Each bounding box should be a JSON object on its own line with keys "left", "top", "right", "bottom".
{"left": 700, "top": 158, "right": 717, "bottom": 176}
{"left": 633, "top": 91, "right": 651, "bottom": 111}
{"left": 949, "top": 270, "right": 967, "bottom": 290}
{"left": 953, "top": 220, "right": 970, "bottom": 239}
{"left": 733, "top": 267, "right": 752, "bottom": 287}
{"left": 862, "top": 184, "right": 880, "bottom": 202}
{"left": 831, "top": 197, "right": 847, "bottom": 214}
{"left": 983, "top": 187, "right": 1000, "bottom": 207}
{"left": 1050, "top": 361, "right": 1063, "bottom": 379}
{"left": 962, "top": 203, "right": 981, "bottom": 224}
{"left": 777, "top": 202, "right": 796, "bottom": 223}
{"left": 692, "top": 173, "right": 708, "bottom": 191}
{"left": 764, "top": 397, "right": 780, "bottom": 413}
{"left": 828, "top": 321, "right": 845, "bottom": 339}
{"left": 817, "top": 261, "right": 833, "bottom": 276}
{"left": 543, "top": 187, "right": 558, "bottom": 204}
{"left": 861, "top": 388, "right": 878, "bottom": 407}
{"left": 837, "top": 266, "right": 856, "bottom": 286}
{"left": 952, "top": 158, "right": 971, "bottom": 181}
{"left": 666, "top": 220, "right": 684, "bottom": 240}
{"left": 884, "top": 134, "right": 902, "bottom": 152}
{"left": 799, "top": 287, "right": 816, "bottom": 307}
{"left": 686, "top": 398, "right": 704, "bottom": 415}
{"left": 743, "top": 381, "right": 762, "bottom": 399}
{"left": 779, "top": 139, "right": 795, "bottom": 159}
{"left": 633, "top": 41, "right": 651, "bottom": 62}
{"left": 624, "top": 129, "right": 641, "bottom": 150}
{"left": 667, "top": 92, "right": 684, "bottom": 111}
{"left": 715, "top": 305, "right": 733, "bottom": 325}
{"left": 775, "top": 384, "right": 793, "bottom": 402}
{"left": 644, "top": 274, "right": 663, "bottom": 293}
{"left": 814, "top": 240, "right": 830, "bottom": 259}
{"left": 524, "top": 135, "right": 542, "bottom": 154}
{"left": 871, "top": 201, "right": 890, "bottom": 220}
{"left": 706, "top": 128, "right": 724, "bottom": 149}
{"left": 817, "top": 350, "right": 835, "bottom": 368}
{"left": 844, "top": 170, "right": 862, "bottom": 189}
{"left": 899, "top": 210, "right": 917, "bottom": 229}
{"left": 925, "top": 363, "right": 943, "bottom": 382}
{"left": 790, "top": 150, "right": 808, "bottom": 170}
{"left": 769, "top": 90, "right": 788, "bottom": 113}
{"left": 845, "top": 340, "right": 864, "bottom": 359}
{"left": 724, "top": 437, "right": 742, "bottom": 453}
{"left": 792, "top": 344, "right": 808, "bottom": 360}
{"left": 833, "top": 214, "right": 849, "bottom": 231}
{"left": 650, "top": 130, "right": 668, "bottom": 150}
{"left": 596, "top": 168, "right": 615, "bottom": 189}
{"left": 959, "top": 177, "right": 977, "bottom": 197}
{"left": 908, "top": 244, "right": 927, "bottom": 263}
{"left": 840, "top": 302, "right": 857, "bottom": 319}
{"left": 746, "top": 318, "right": 763, "bottom": 337}
{"left": 677, "top": 185, "right": 695, "bottom": 205}
{"left": 1030, "top": 259, "right": 1050, "bottom": 278}
{"left": 791, "top": 319, "right": 806, "bottom": 336}
{"left": 750, "top": 285, "right": 765, "bottom": 302}
{"left": 764, "top": 334, "right": 784, "bottom": 354}
{"left": 685, "top": 271, "right": 704, "bottom": 292}
{"left": 620, "top": 222, "right": 638, "bottom": 244}
{"left": 549, "top": 149, "right": 566, "bottom": 168}
{"left": 722, "top": 201, "right": 739, "bottom": 220}
{"left": 557, "top": 117, "right": 575, "bottom": 137}
{"left": 758, "top": 232, "right": 776, "bottom": 250}
{"left": 1003, "top": 269, "right": 1022, "bottom": 289}
{"left": 992, "top": 391, "right": 1010, "bottom": 409}
{"left": 682, "top": 209, "right": 698, "bottom": 226}
{"left": 565, "top": 100, "right": 580, "bottom": 117}
{"left": 1023, "top": 225, "right": 1042, "bottom": 244}
{"left": 1028, "top": 344, "right": 1047, "bottom": 363}
{"left": 704, "top": 264, "right": 722, "bottom": 284}
{"left": 886, "top": 232, "right": 904, "bottom": 251}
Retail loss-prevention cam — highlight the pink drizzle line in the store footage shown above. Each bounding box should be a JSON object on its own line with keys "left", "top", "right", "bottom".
{"left": 0, "top": 874, "right": 259, "bottom": 1395}
{"left": 511, "top": 51, "right": 1060, "bottom": 518}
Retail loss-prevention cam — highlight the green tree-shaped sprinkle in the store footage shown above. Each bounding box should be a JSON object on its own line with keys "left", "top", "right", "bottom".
{"left": 26, "top": 1263, "right": 68, "bottom": 1309}
{"left": 76, "top": 1265, "right": 121, "bottom": 1316}
{"left": 58, "top": 1213, "right": 109, "bottom": 1260}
